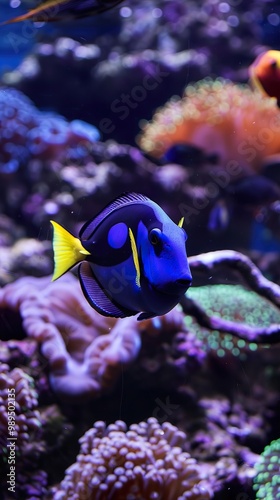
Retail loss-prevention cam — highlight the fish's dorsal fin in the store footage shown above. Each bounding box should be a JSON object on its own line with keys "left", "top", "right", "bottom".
{"left": 79, "top": 262, "right": 136, "bottom": 318}
{"left": 80, "top": 192, "right": 150, "bottom": 240}
{"left": 178, "top": 217, "right": 184, "bottom": 228}
{"left": 128, "top": 228, "right": 141, "bottom": 288}
{"left": 51, "top": 220, "right": 90, "bottom": 281}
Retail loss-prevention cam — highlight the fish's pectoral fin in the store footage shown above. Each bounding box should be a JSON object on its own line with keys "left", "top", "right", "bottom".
{"left": 78, "top": 262, "right": 136, "bottom": 318}
{"left": 178, "top": 217, "right": 184, "bottom": 228}
{"left": 128, "top": 228, "right": 141, "bottom": 288}
{"left": 51, "top": 220, "right": 90, "bottom": 281}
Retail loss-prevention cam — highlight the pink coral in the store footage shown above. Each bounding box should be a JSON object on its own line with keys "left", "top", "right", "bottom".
{"left": 139, "top": 78, "right": 280, "bottom": 171}
{"left": 52, "top": 417, "right": 212, "bottom": 499}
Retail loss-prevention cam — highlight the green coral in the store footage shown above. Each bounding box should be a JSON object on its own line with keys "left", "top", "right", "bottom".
{"left": 253, "top": 438, "right": 280, "bottom": 499}
{"left": 184, "top": 285, "right": 280, "bottom": 358}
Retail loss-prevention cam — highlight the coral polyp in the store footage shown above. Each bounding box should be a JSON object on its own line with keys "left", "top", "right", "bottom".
{"left": 52, "top": 417, "right": 212, "bottom": 500}
{"left": 139, "top": 78, "right": 280, "bottom": 171}
{"left": 253, "top": 438, "right": 280, "bottom": 499}
{"left": 185, "top": 284, "right": 280, "bottom": 357}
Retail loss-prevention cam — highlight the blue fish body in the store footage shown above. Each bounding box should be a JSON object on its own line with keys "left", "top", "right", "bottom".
{"left": 51, "top": 193, "right": 192, "bottom": 320}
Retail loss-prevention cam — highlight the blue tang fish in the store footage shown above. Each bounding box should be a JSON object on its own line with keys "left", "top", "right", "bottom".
{"left": 51, "top": 192, "right": 192, "bottom": 320}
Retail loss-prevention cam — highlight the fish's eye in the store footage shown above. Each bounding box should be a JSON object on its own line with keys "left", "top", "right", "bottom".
{"left": 149, "top": 228, "right": 162, "bottom": 246}
{"left": 271, "top": 60, "right": 277, "bottom": 70}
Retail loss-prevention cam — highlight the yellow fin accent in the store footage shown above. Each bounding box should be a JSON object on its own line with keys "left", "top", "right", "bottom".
{"left": 50, "top": 220, "right": 90, "bottom": 281}
{"left": 128, "top": 228, "right": 141, "bottom": 288}
{"left": 178, "top": 217, "right": 184, "bottom": 228}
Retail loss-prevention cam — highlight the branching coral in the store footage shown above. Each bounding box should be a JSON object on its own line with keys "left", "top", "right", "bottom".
{"left": 253, "top": 438, "right": 280, "bottom": 499}
{"left": 52, "top": 417, "right": 212, "bottom": 499}
{"left": 181, "top": 396, "right": 262, "bottom": 492}
{"left": 138, "top": 78, "right": 280, "bottom": 171}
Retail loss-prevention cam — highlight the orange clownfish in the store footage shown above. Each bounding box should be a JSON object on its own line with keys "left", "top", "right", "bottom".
{"left": 249, "top": 50, "right": 280, "bottom": 107}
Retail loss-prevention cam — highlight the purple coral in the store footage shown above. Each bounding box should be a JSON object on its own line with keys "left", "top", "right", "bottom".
{"left": 0, "top": 274, "right": 142, "bottom": 401}
{"left": 52, "top": 417, "right": 212, "bottom": 499}
{"left": 0, "top": 363, "right": 41, "bottom": 449}
{"left": 0, "top": 87, "right": 38, "bottom": 172}
{"left": 129, "top": 309, "right": 206, "bottom": 391}
{"left": 0, "top": 87, "right": 99, "bottom": 173}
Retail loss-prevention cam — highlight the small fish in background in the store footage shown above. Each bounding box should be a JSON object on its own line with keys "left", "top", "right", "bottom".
{"left": 261, "top": 155, "right": 280, "bottom": 185}
{"left": 208, "top": 175, "right": 280, "bottom": 232}
{"left": 1, "top": 0, "right": 125, "bottom": 24}
{"left": 249, "top": 50, "right": 280, "bottom": 106}
{"left": 51, "top": 193, "right": 192, "bottom": 321}
{"left": 161, "top": 143, "right": 219, "bottom": 167}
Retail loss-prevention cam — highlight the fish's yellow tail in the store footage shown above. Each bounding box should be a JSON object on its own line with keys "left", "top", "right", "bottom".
{"left": 50, "top": 220, "right": 90, "bottom": 281}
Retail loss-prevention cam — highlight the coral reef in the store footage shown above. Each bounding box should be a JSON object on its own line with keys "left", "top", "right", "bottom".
{"left": 0, "top": 274, "right": 140, "bottom": 401}
{"left": 138, "top": 78, "right": 280, "bottom": 171}
{"left": 129, "top": 310, "right": 206, "bottom": 391}
{"left": 253, "top": 438, "right": 280, "bottom": 499}
{"left": 2, "top": 36, "right": 205, "bottom": 146}
{"left": 3, "top": 1, "right": 277, "bottom": 146}
{"left": 0, "top": 236, "right": 52, "bottom": 286}
{"left": 51, "top": 417, "right": 212, "bottom": 499}
{"left": 0, "top": 87, "right": 99, "bottom": 173}
{"left": 0, "top": 2, "right": 280, "bottom": 498}
{"left": 0, "top": 272, "right": 206, "bottom": 401}
{"left": 186, "top": 284, "right": 280, "bottom": 358}
{"left": 0, "top": 363, "right": 40, "bottom": 448}
{"left": 0, "top": 124, "right": 194, "bottom": 238}
{"left": 179, "top": 396, "right": 262, "bottom": 493}
{"left": 0, "top": 363, "right": 47, "bottom": 498}
{"left": 181, "top": 250, "right": 280, "bottom": 343}
{"left": 0, "top": 249, "right": 279, "bottom": 406}
{"left": 0, "top": 254, "right": 279, "bottom": 497}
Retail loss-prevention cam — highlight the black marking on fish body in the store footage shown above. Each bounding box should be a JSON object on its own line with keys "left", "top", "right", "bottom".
{"left": 78, "top": 261, "right": 136, "bottom": 318}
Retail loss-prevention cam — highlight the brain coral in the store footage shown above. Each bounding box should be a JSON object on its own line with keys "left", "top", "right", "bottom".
{"left": 0, "top": 274, "right": 141, "bottom": 401}
{"left": 0, "top": 273, "right": 203, "bottom": 402}
{"left": 52, "top": 417, "right": 212, "bottom": 499}
{"left": 253, "top": 438, "right": 280, "bottom": 499}
{"left": 138, "top": 78, "right": 280, "bottom": 171}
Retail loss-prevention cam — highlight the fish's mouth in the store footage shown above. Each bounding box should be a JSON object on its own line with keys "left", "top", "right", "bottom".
{"left": 153, "top": 278, "right": 192, "bottom": 296}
